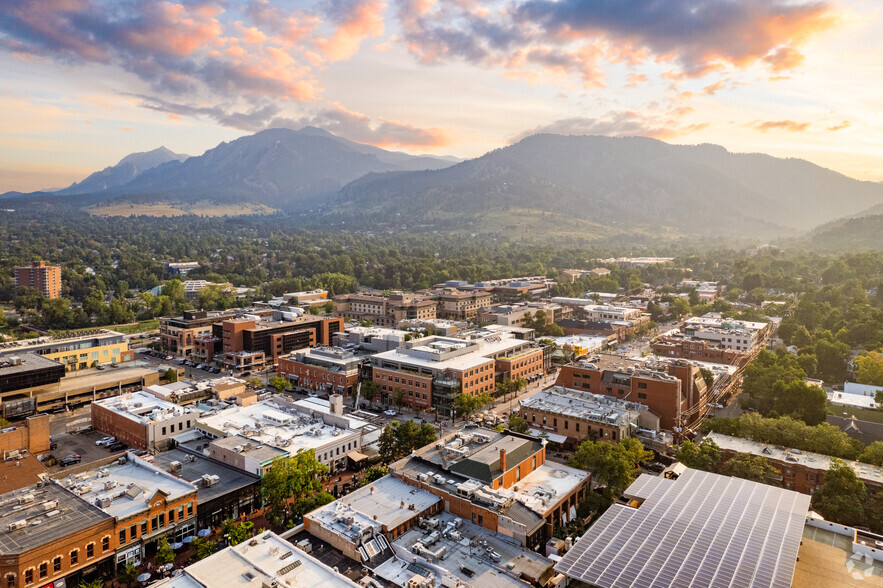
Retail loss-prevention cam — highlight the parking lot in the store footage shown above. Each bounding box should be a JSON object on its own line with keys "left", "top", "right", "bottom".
{"left": 47, "top": 428, "right": 129, "bottom": 472}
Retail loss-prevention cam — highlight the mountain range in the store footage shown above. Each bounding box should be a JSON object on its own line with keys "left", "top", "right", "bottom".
{"left": 6, "top": 127, "right": 883, "bottom": 241}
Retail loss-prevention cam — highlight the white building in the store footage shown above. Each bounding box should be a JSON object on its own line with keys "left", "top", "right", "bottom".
{"left": 91, "top": 390, "right": 202, "bottom": 451}
{"left": 683, "top": 313, "right": 770, "bottom": 352}
{"left": 828, "top": 381, "right": 883, "bottom": 409}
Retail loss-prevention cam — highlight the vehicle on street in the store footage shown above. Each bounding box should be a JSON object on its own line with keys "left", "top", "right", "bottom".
{"left": 383, "top": 409, "right": 397, "bottom": 416}
{"left": 60, "top": 454, "right": 81, "bottom": 467}
{"left": 110, "top": 362, "right": 119, "bottom": 368}
{"left": 95, "top": 436, "right": 116, "bottom": 446}
{"left": 96, "top": 364, "right": 106, "bottom": 370}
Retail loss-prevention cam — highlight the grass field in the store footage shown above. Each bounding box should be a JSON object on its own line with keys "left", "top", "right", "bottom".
{"left": 86, "top": 201, "right": 277, "bottom": 217}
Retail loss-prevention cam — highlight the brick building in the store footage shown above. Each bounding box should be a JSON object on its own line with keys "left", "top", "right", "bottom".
{"left": 13, "top": 261, "right": 61, "bottom": 299}
{"left": 436, "top": 289, "right": 493, "bottom": 320}
{"left": 0, "top": 414, "right": 50, "bottom": 457}
{"left": 278, "top": 347, "right": 370, "bottom": 397}
{"left": 652, "top": 333, "right": 748, "bottom": 365}
{"left": 91, "top": 391, "right": 200, "bottom": 451}
{"left": 554, "top": 355, "right": 707, "bottom": 432}
{"left": 333, "top": 291, "right": 437, "bottom": 327}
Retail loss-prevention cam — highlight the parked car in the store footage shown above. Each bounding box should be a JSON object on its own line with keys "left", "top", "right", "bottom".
{"left": 178, "top": 358, "right": 187, "bottom": 365}
{"left": 106, "top": 442, "right": 127, "bottom": 452}
{"left": 383, "top": 409, "right": 398, "bottom": 416}
{"left": 210, "top": 367, "right": 220, "bottom": 374}
{"left": 49, "top": 440, "right": 58, "bottom": 451}
{"left": 165, "top": 355, "right": 173, "bottom": 361}
{"left": 95, "top": 364, "right": 106, "bottom": 370}
{"left": 110, "top": 362, "right": 119, "bottom": 368}
{"left": 95, "top": 436, "right": 116, "bottom": 446}
{"left": 60, "top": 455, "right": 81, "bottom": 467}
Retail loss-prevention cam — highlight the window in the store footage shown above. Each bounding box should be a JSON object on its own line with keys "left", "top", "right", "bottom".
{"left": 53, "top": 557, "right": 61, "bottom": 572}
{"left": 169, "top": 509, "right": 175, "bottom": 523}
{"left": 532, "top": 456, "right": 537, "bottom": 469}
{"left": 553, "top": 418, "right": 557, "bottom": 427}
{"left": 119, "top": 530, "right": 126, "bottom": 545}
{"left": 130, "top": 524, "right": 137, "bottom": 540}
{"left": 564, "top": 420, "right": 568, "bottom": 430}
{"left": 6, "top": 574, "right": 14, "bottom": 588}
{"left": 638, "top": 382, "right": 647, "bottom": 389}
{"left": 638, "top": 393, "right": 647, "bottom": 399}
{"left": 141, "top": 521, "right": 148, "bottom": 536}
{"left": 103, "top": 537, "right": 110, "bottom": 551}
{"left": 70, "top": 550, "right": 78, "bottom": 565}
{"left": 516, "top": 466, "right": 521, "bottom": 482}
{"left": 188, "top": 502, "right": 194, "bottom": 516}
{"left": 87, "top": 543, "right": 94, "bottom": 558}
{"left": 159, "top": 513, "right": 165, "bottom": 528}
{"left": 162, "top": 426, "right": 167, "bottom": 435}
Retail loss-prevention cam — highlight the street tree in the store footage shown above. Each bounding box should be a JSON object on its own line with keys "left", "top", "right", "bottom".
{"left": 811, "top": 458, "right": 867, "bottom": 526}
{"left": 675, "top": 439, "right": 721, "bottom": 472}
{"left": 268, "top": 376, "right": 292, "bottom": 393}
{"left": 719, "top": 453, "right": 781, "bottom": 485}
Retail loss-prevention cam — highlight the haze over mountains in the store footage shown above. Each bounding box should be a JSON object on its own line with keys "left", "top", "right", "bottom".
{"left": 8, "top": 127, "right": 883, "bottom": 241}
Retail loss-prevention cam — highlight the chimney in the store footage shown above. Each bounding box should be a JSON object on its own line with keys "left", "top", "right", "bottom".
{"left": 499, "top": 448, "right": 507, "bottom": 472}
{"left": 329, "top": 394, "right": 343, "bottom": 415}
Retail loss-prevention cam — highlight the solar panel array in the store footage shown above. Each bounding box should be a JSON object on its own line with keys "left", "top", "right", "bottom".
{"left": 554, "top": 469, "right": 811, "bottom": 588}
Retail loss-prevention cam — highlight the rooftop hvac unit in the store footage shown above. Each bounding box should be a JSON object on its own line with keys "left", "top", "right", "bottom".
{"left": 17, "top": 494, "right": 34, "bottom": 505}
{"left": 202, "top": 474, "right": 220, "bottom": 487}
{"left": 96, "top": 497, "right": 112, "bottom": 508}
{"left": 417, "top": 473, "right": 429, "bottom": 482}
{"left": 104, "top": 481, "right": 117, "bottom": 491}
{"left": 42, "top": 500, "right": 58, "bottom": 511}
{"left": 169, "top": 461, "right": 183, "bottom": 473}
{"left": 44, "top": 509, "right": 61, "bottom": 518}
{"left": 7, "top": 520, "right": 26, "bottom": 531}
{"left": 98, "top": 468, "right": 110, "bottom": 478}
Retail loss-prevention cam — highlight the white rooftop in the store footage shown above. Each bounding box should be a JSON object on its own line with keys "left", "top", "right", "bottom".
{"left": 684, "top": 314, "right": 768, "bottom": 332}
{"left": 154, "top": 531, "right": 361, "bottom": 588}
{"left": 519, "top": 386, "right": 646, "bottom": 428}
{"left": 55, "top": 454, "right": 196, "bottom": 519}
{"left": 290, "top": 397, "right": 371, "bottom": 430}
{"left": 498, "top": 463, "right": 588, "bottom": 516}
{"left": 705, "top": 432, "right": 883, "bottom": 485}
{"left": 94, "top": 390, "right": 200, "bottom": 424}
{"left": 551, "top": 334, "right": 608, "bottom": 351}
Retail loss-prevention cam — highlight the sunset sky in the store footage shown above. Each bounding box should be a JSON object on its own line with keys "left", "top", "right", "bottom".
{"left": 2, "top": 0, "right": 882, "bottom": 193}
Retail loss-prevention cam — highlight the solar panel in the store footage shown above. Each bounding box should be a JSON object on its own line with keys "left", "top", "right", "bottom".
{"left": 554, "top": 469, "right": 811, "bottom": 588}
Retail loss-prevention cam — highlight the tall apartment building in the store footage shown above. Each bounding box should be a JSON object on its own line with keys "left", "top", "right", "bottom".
{"left": 554, "top": 354, "right": 707, "bottom": 432}
{"left": 333, "top": 291, "right": 437, "bottom": 327}
{"left": 14, "top": 261, "right": 61, "bottom": 299}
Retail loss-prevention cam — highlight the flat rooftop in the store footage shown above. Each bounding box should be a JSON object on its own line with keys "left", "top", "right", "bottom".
{"left": 519, "top": 386, "right": 645, "bottom": 428}
{"left": 794, "top": 525, "right": 883, "bottom": 587}
{"left": 705, "top": 432, "right": 883, "bottom": 486}
{"left": 210, "top": 435, "right": 287, "bottom": 463}
{"left": 148, "top": 449, "right": 259, "bottom": 504}
{"left": 307, "top": 475, "right": 440, "bottom": 539}
{"left": 0, "top": 353, "right": 62, "bottom": 375}
{"left": 54, "top": 454, "right": 196, "bottom": 519}
{"left": 197, "top": 398, "right": 359, "bottom": 453}
{"left": 0, "top": 482, "right": 111, "bottom": 555}
{"left": 555, "top": 469, "right": 810, "bottom": 588}
{"left": 383, "top": 511, "right": 552, "bottom": 588}
{"left": 55, "top": 366, "right": 157, "bottom": 394}
{"left": 0, "top": 329, "right": 123, "bottom": 353}
{"left": 290, "top": 397, "right": 372, "bottom": 430}
{"left": 94, "top": 390, "right": 200, "bottom": 424}
{"left": 0, "top": 454, "right": 48, "bottom": 494}
{"left": 573, "top": 354, "right": 683, "bottom": 383}
{"left": 157, "top": 531, "right": 362, "bottom": 588}
{"left": 450, "top": 435, "right": 540, "bottom": 483}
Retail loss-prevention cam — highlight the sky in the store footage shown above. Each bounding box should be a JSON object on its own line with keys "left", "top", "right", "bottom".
{"left": 2, "top": 0, "right": 882, "bottom": 193}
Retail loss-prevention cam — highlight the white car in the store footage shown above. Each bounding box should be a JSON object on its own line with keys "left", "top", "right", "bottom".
{"left": 95, "top": 436, "right": 116, "bottom": 446}
{"left": 383, "top": 409, "right": 398, "bottom": 416}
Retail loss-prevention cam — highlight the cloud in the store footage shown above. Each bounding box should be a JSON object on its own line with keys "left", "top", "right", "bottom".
{"left": 137, "top": 96, "right": 450, "bottom": 149}
{"left": 315, "top": 0, "right": 386, "bottom": 62}
{"left": 752, "top": 120, "right": 810, "bottom": 132}
{"left": 510, "top": 110, "right": 709, "bottom": 143}
{"left": 395, "top": 0, "right": 836, "bottom": 84}
{"left": 827, "top": 121, "right": 850, "bottom": 131}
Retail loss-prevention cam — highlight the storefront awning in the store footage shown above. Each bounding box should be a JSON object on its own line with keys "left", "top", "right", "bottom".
{"left": 347, "top": 451, "right": 368, "bottom": 462}
{"left": 528, "top": 428, "right": 568, "bottom": 444}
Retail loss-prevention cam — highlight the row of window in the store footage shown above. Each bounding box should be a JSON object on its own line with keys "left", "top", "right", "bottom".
{"left": 15, "top": 537, "right": 109, "bottom": 586}
{"left": 160, "top": 420, "right": 191, "bottom": 436}
{"left": 318, "top": 440, "right": 358, "bottom": 463}
{"left": 524, "top": 411, "right": 618, "bottom": 439}
{"left": 120, "top": 503, "right": 194, "bottom": 545}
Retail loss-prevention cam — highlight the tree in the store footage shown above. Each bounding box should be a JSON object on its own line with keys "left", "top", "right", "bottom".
{"left": 77, "top": 580, "right": 104, "bottom": 588}
{"left": 453, "top": 392, "right": 492, "bottom": 421}
{"left": 392, "top": 387, "right": 406, "bottom": 407}
{"left": 856, "top": 351, "right": 883, "bottom": 386}
{"left": 360, "top": 380, "right": 379, "bottom": 404}
{"left": 676, "top": 439, "right": 720, "bottom": 472}
{"left": 324, "top": 301, "right": 334, "bottom": 314}
{"left": 164, "top": 367, "right": 178, "bottom": 383}
{"left": 269, "top": 376, "right": 292, "bottom": 393}
{"left": 247, "top": 377, "right": 263, "bottom": 388}
{"left": 719, "top": 453, "right": 781, "bottom": 485}
{"left": 811, "top": 459, "right": 867, "bottom": 526}
{"left": 507, "top": 414, "right": 530, "bottom": 434}
{"left": 379, "top": 420, "right": 438, "bottom": 462}
{"left": 116, "top": 562, "right": 139, "bottom": 588}
{"left": 699, "top": 368, "right": 714, "bottom": 390}
{"left": 357, "top": 465, "right": 389, "bottom": 487}
{"left": 162, "top": 279, "right": 186, "bottom": 305}
{"left": 260, "top": 450, "right": 330, "bottom": 526}
{"left": 154, "top": 536, "right": 176, "bottom": 566}
{"left": 192, "top": 537, "right": 218, "bottom": 560}
{"left": 860, "top": 441, "right": 883, "bottom": 466}
{"left": 221, "top": 518, "right": 254, "bottom": 546}
{"left": 569, "top": 438, "right": 653, "bottom": 501}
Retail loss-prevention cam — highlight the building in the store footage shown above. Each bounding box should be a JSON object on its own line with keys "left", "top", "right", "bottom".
{"left": 91, "top": 391, "right": 201, "bottom": 451}
{"left": 596, "top": 256, "right": 673, "bottom": 268}
{"left": 490, "top": 281, "right": 551, "bottom": 302}
{"left": 478, "top": 301, "right": 571, "bottom": 328}
{"left": 278, "top": 346, "right": 371, "bottom": 397}
{"left": 150, "top": 531, "right": 362, "bottom": 588}
{"left": 182, "top": 280, "right": 233, "bottom": 298}
{"left": 705, "top": 432, "right": 883, "bottom": 493}
{"left": 828, "top": 381, "right": 883, "bottom": 409}
{"left": 304, "top": 474, "right": 442, "bottom": 563}
{"left": 0, "top": 354, "right": 65, "bottom": 397}
{"left": 195, "top": 396, "right": 362, "bottom": 473}
{"left": 548, "top": 334, "right": 609, "bottom": 357}
{"left": 555, "top": 468, "right": 810, "bottom": 588}
{"left": 370, "top": 331, "right": 544, "bottom": 416}
{"left": 652, "top": 333, "right": 749, "bottom": 365}
{"left": 167, "top": 262, "right": 200, "bottom": 275}
{"left": 0, "top": 481, "right": 116, "bottom": 588}
{"left": 554, "top": 354, "right": 707, "bottom": 432}
{"left": 333, "top": 291, "right": 438, "bottom": 327}
{"left": 149, "top": 449, "right": 261, "bottom": 531}
{"left": 0, "top": 414, "right": 50, "bottom": 457}
{"left": 334, "top": 325, "right": 408, "bottom": 352}
{"left": 436, "top": 289, "right": 493, "bottom": 320}
{"left": 681, "top": 279, "right": 720, "bottom": 301}
{"left": 0, "top": 329, "right": 132, "bottom": 371}
{"left": 282, "top": 289, "right": 328, "bottom": 307}
{"left": 389, "top": 428, "right": 590, "bottom": 550}
{"left": 53, "top": 453, "right": 198, "bottom": 569}
{"left": 13, "top": 261, "right": 61, "bottom": 299}
{"left": 160, "top": 310, "right": 244, "bottom": 357}
{"left": 683, "top": 313, "right": 772, "bottom": 352}
{"left": 518, "top": 386, "right": 667, "bottom": 450}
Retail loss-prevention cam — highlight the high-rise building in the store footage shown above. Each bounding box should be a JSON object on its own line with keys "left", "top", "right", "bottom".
{"left": 13, "top": 261, "right": 61, "bottom": 299}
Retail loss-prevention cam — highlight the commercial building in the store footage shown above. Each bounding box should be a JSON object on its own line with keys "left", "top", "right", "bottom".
{"left": 334, "top": 325, "right": 408, "bottom": 352}
{"left": 181, "top": 280, "right": 233, "bottom": 298}
{"left": 0, "top": 354, "right": 65, "bottom": 396}
{"left": 0, "top": 481, "right": 116, "bottom": 588}
{"left": 0, "top": 329, "right": 132, "bottom": 371}
{"left": 596, "top": 256, "right": 673, "bottom": 268}
{"left": 652, "top": 333, "right": 749, "bottom": 364}
{"left": 518, "top": 386, "right": 667, "bottom": 450}
{"left": 304, "top": 474, "right": 442, "bottom": 564}
{"left": 150, "top": 531, "right": 362, "bottom": 588}
{"left": 167, "top": 262, "right": 200, "bottom": 275}
{"left": 370, "top": 331, "right": 544, "bottom": 416}
{"left": 13, "top": 261, "right": 62, "bottom": 299}
{"left": 149, "top": 449, "right": 261, "bottom": 532}
{"left": 681, "top": 279, "right": 720, "bottom": 301}
{"left": 278, "top": 346, "right": 371, "bottom": 397}
{"left": 0, "top": 414, "right": 49, "bottom": 457}
{"left": 828, "top": 381, "right": 883, "bottom": 409}
{"left": 333, "top": 291, "right": 438, "bottom": 327}
{"left": 554, "top": 354, "right": 707, "bottom": 432}
{"left": 196, "top": 396, "right": 362, "bottom": 474}
{"left": 490, "top": 280, "right": 552, "bottom": 302}
{"left": 281, "top": 288, "right": 328, "bottom": 307}
{"left": 435, "top": 289, "right": 493, "bottom": 320}
{"left": 53, "top": 453, "right": 198, "bottom": 569}
{"left": 91, "top": 391, "right": 201, "bottom": 451}
{"left": 705, "top": 432, "right": 883, "bottom": 493}
{"left": 555, "top": 468, "right": 810, "bottom": 588}
{"left": 390, "top": 429, "right": 590, "bottom": 550}
{"left": 160, "top": 310, "right": 244, "bottom": 357}
{"left": 477, "top": 301, "right": 571, "bottom": 328}
{"left": 683, "top": 313, "right": 771, "bottom": 352}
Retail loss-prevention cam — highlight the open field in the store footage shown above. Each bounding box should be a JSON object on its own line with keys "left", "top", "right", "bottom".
{"left": 86, "top": 201, "right": 277, "bottom": 217}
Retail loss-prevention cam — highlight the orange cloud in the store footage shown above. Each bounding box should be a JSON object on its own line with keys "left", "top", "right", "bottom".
{"left": 167, "top": 113, "right": 181, "bottom": 120}
{"left": 315, "top": 0, "right": 385, "bottom": 62}
{"left": 235, "top": 21, "right": 268, "bottom": 44}
{"left": 827, "top": 121, "right": 850, "bottom": 131}
{"left": 625, "top": 73, "right": 647, "bottom": 87}
{"left": 753, "top": 120, "right": 810, "bottom": 132}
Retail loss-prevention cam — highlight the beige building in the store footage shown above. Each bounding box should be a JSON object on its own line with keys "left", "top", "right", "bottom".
{"left": 436, "top": 289, "right": 492, "bottom": 320}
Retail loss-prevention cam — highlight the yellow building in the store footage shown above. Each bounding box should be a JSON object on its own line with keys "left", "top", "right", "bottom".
{"left": 0, "top": 329, "right": 133, "bottom": 371}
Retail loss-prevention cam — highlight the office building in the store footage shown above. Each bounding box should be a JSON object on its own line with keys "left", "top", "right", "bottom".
{"left": 652, "top": 333, "right": 749, "bottom": 364}
{"left": 683, "top": 313, "right": 771, "bottom": 352}
{"left": 333, "top": 291, "right": 437, "bottom": 327}
{"left": 435, "top": 289, "right": 492, "bottom": 320}
{"left": 13, "top": 261, "right": 61, "bottom": 299}
{"left": 555, "top": 468, "right": 810, "bottom": 588}
{"left": 0, "top": 354, "right": 65, "bottom": 396}
{"left": 278, "top": 346, "right": 371, "bottom": 397}
{"left": 334, "top": 325, "right": 408, "bottom": 352}
{"left": 91, "top": 391, "right": 202, "bottom": 451}
{"left": 0, "top": 329, "right": 132, "bottom": 372}
{"left": 477, "top": 301, "right": 571, "bottom": 328}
